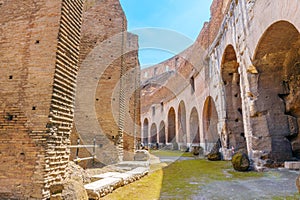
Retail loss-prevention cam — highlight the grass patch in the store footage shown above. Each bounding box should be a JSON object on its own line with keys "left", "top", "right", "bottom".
{"left": 159, "top": 159, "right": 263, "bottom": 199}
{"left": 101, "top": 163, "right": 167, "bottom": 200}
{"left": 101, "top": 157, "right": 269, "bottom": 200}
{"left": 150, "top": 150, "right": 194, "bottom": 157}
{"left": 272, "top": 193, "right": 300, "bottom": 200}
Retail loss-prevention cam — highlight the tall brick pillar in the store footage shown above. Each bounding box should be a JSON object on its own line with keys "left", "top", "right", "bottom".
{"left": 0, "top": 0, "right": 83, "bottom": 199}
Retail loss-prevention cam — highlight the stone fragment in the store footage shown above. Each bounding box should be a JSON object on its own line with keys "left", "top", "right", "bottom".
{"left": 207, "top": 139, "right": 222, "bottom": 161}
{"left": 247, "top": 65, "right": 258, "bottom": 74}
{"left": 134, "top": 150, "right": 150, "bottom": 161}
{"left": 191, "top": 146, "right": 204, "bottom": 156}
{"left": 231, "top": 152, "right": 250, "bottom": 171}
{"left": 207, "top": 152, "right": 222, "bottom": 161}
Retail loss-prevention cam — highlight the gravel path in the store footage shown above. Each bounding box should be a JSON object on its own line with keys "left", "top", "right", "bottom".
{"left": 192, "top": 168, "right": 299, "bottom": 200}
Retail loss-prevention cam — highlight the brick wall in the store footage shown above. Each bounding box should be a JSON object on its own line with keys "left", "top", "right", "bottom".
{"left": 72, "top": 0, "right": 140, "bottom": 166}
{"left": 0, "top": 0, "right": 83, "bottom": 198}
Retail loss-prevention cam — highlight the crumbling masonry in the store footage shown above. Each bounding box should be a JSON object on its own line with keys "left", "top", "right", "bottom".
{"left": 141, "top": 0, "right": 300, "bottom": 169}
{"left": 0, "top": 0, "right": 140, "bottom": 199}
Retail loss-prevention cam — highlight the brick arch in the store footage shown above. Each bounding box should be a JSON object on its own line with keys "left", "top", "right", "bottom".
{"left": 159, "top": 121, "right": 166, "bottom": 144}
{"left": 251, "top": 20, "right": 300, "bottom": 162}
{"left": 221, "top": 45, "right": 246, "bottom": 151}
{"left": 167, "top": 107, "right": 176, "bottom": 143}
{"left": 142, "top": 118, "right": 149, "bottom": 144}
{"left": 189, "top": 107, "right": 200, "bottom": 144}
{"left": 178, "top": 100, "right": 187, "bottom": 143}
{"left": 249, "top": 0, "right": 300, "bottom": 57}
{"left": 150, "top": 123, "right": 158, "bottom": 144}
{"left": 202, "top": 96, "right": 219, "bottom": 151}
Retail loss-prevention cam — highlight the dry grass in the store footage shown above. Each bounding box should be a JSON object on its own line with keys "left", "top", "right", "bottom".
{"left": 101, "top": 163, "right": 167, "bottom": 200}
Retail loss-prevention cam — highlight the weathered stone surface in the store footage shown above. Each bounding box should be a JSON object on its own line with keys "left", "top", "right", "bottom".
{"left": 84, "top": 167, "right": 148, "bottom": 199}
{"left": 134, "top": 150, "right": 150, "bottom": 161}
{"left": 284, "top": 161, "right": 300, "bottom": 170}
{"left": 191, "top": 146, "right": 204, "bottom": 156}
{"left": 207, "top": 152, "right": 222, "bottom": 161}
{"left": 50, "top": 162, "right": 90, "bottom": 200}
{"left": 72, "top": 0, "right": 140, "bottom": 166}
{"left": 0, "top": 0, "right": 84, "bottom": 198}
{"left": 140, "top": 0, "right": 300, "bottom": 170}
{"left": 207, "top": 139, "right": 222, "bottom": 161}
{"left": 231, "top": 153, "right": 250, "bottom": 172}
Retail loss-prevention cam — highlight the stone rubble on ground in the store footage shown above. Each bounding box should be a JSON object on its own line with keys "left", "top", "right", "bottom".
{"left": 84, "top": 166, "right": 149, "bottom": 199}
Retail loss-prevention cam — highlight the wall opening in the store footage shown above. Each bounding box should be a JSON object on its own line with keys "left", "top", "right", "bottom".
{"left": 190, "top": 77, "right": 195, "bottom": 93}
{"left": 202, "top": 96, "right": 219, "bottom": 151}
{"left": 189, "top": 107, "right": 200, "bottom": 144}
{"left": 167, "top": 107, "right": 176, "bottom": 143}
{"left": 252, "top": 20, "right": 300, "bottom": 162}
{"left": 178, "top": 101, "right": 187, "bottom": 143}
{"left": 142, "top": 118, "right": 149, "bottom": 144}
{"left": 150, "top": 123, "right": 157, "bottom": 144}
{"left": 159, "top": 121, "right": 166, "bottom": 144}
{"left": 221, "top": 45, "right": 246, "bottom": 152}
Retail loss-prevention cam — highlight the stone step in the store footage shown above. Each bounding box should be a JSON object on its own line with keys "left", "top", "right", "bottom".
{"left": 126, "top": 167, "right": 149, "bottom": 176}
{"left": 84, "top": 177, "right": 122, "bottom": 199}
{"left": 92, "top": 172, "right": 122, "bottom": 179}
{"left": 85, "top": 167, "right": 149, "bottom": 199}
{"left": 284, "top": 161, "right": 300, "bottom": 170}
{"left": 116, "top": 161, "right": 150, "bottom": 169}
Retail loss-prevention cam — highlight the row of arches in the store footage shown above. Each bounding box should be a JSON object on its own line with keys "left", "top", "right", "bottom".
{"left": 141, "top": 19, "right": 300, "bottom": 163}
{"left": 142, "top": 98, "right": 219, "bottom": 150}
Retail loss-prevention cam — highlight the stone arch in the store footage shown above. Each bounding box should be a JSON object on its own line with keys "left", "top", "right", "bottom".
{"left": 221, "top": 45, "right": 246, "bottom": 151}
{"left": 178, "top": 101, "right": 187, "bottom": 143}
{"left": 167, "top": 107, "right": 176, "bottom": 143}
{"left": 159, "top": 121, "right": 166, "bottom": 144}
{"left": 142, "top": 118, "right": 149, "bottom": 144}
{"left": 189, "top": 107, "right": 200, "bottom": 144}
{"left": 202, "top": 96, "right": 219, "bottom": 151}
{"left": 252, "top": 20, "right": 300, "bottom": 161}
{"left": 150, "top": 123, "right": 157, "bottom": 144}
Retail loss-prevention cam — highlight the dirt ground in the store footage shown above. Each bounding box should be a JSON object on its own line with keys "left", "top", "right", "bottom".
{"left": 192, "top": 168, "right": 299, "bottom": 200}
{"left": 157, "top": 155, "right": 299, "bottom": 200}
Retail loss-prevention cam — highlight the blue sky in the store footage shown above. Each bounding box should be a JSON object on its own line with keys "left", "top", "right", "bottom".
{"left": 119, "top": 0, "right": 213, "bottom": 68}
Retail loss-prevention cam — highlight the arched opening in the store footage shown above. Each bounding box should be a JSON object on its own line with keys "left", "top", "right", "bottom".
{"left": 203, "top": 96, "right": 219, "bottom": 151}
{"left": 221, "top": 45, "right": 246, "bottom": 152}
{"left": 252, "top": 21, "right": 300, "bottom": 162}
{"left": 190, "top": 107, "right": 200, "bottom": 144}
{"left": 142, "top": 118, "right": 149, "bottom": 144}
{"left": 178, "top": 101, "right": 187, "bottom": 143}
{"left": 159, "top": 121, "right": 166, "bottom": 144}
{"left": 167, "top": 107, "right": 176, "bottom": 143}
{"left": 150, "top": 123, "right": 157, "bottom": 144}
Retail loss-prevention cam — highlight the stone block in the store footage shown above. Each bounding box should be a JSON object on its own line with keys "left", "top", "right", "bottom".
{"left": 284, "top": 161, "right": 300, "bottom": 170}
{"left": 134, "top": 150, "right": 150, "bottom": 161}
{"left": 84, "top": 177, "right": 122, "bottom": 199}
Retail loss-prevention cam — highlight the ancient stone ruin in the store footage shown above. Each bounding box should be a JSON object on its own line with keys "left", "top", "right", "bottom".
{"left": 0, "top": 0, "right": 140, "bottom": 198}
{"left": 141, "top": 0, "right": 300, "bottom": 170}
{"left": 0, "top": 0, "right": 300, "bottom": 199}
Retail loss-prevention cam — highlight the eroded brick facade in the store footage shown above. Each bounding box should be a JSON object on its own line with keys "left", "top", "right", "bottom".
{"left": 0, "top": 0, "right": 83, "bottom": 198}
{"left": 71, "top": 0, "right": 140, "bottom": 166}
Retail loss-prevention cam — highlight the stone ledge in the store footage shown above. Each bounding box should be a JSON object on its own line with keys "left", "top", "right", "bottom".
{"left": 84, "top": 167, "right": 149, "bottom": 199}
{"left": 284, "top": 161, "right": 300, "bottom": 170}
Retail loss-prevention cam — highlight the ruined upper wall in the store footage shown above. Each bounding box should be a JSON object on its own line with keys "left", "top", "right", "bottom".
{"left": 197, "top": 0, "right": 231, "bottom": 49}
{"left": 141, "top": 0, "right": 231, "bottom": 80}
